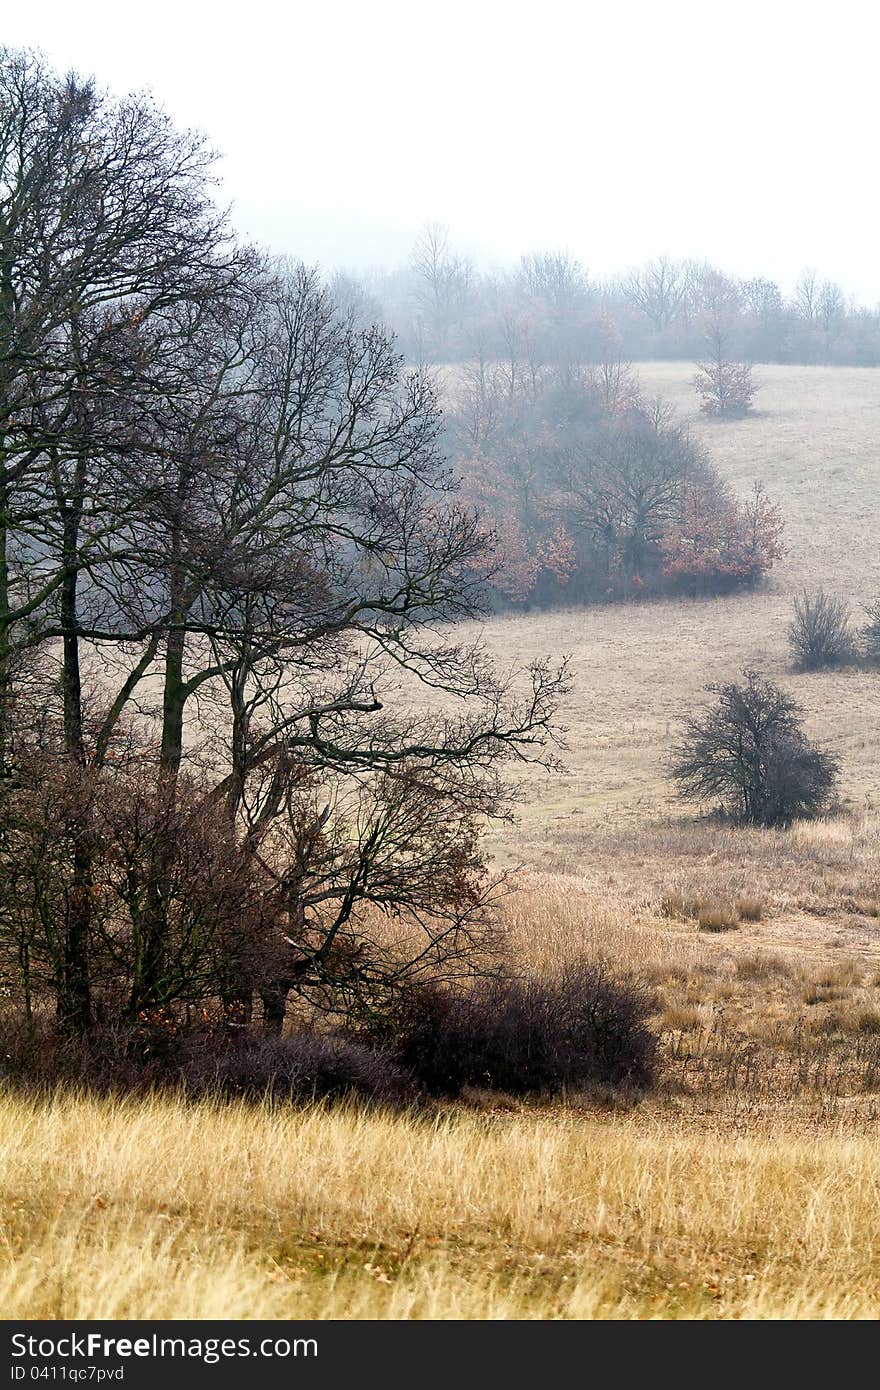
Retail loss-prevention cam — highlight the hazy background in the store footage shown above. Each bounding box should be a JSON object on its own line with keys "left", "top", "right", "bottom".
{"left": 5, "top": 0, "right": 879, "bottom": 299}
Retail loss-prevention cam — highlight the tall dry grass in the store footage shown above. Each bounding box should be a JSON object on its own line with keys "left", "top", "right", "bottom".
{"left": 3, "top": 1088, "right": 880, "bottom": 1320}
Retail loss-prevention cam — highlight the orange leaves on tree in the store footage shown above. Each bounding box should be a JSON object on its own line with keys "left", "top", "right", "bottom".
{"left": 660, "top": 481, "right": 784, "bottom": 588}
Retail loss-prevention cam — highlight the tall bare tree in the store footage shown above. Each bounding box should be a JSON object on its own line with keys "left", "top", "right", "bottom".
{"left": 409, "top": 222, "right": 473, "bottom": 359}
{"left": 625, "top": 256, "right": 691, "bottom": 332}
{"left": 0, "top": 48, "right": 253, "bottom": 1027}
{"left": 0, "top": 52, "right": 568, "bottom": 1033}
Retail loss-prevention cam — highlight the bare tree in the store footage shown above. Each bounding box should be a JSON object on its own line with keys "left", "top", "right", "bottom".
{"left": 817, "top": 280, "right": 846, "bottom": 361}
{"left": 793, "top": 268, "right": 819, "bottom": 323}
{"left": 558, "top": 397, "right": 705, "bottom": 577}
{"left": 0, "top": 48, "right": 253, "bottom": 1028}
{"left": 689, "top": 262, "right": 742, "bottom": 321}
{"left": 516, "top": 250, "right": 595, "bottom": 387}
{"left": 625, "top": 256, "right": 691, "bottom": 332}
{"left": 518, "top": 251, "right": 589, "bottom": 311}
{"left": 0, "top": 52, "right": 569, "bottom": 1034}
{"left": 589, "top": 314, "right": 639, "bottom": 411}
{"left": 740, "top": 277, "right": 787, "bottom": 360}
{"left": 410, "top": 222, "right": 472, "bottom": 358}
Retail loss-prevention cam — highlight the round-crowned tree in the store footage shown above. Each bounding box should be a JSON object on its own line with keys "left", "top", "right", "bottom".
{"left": 669, "top": 670, "right": 840, "bottom": 827}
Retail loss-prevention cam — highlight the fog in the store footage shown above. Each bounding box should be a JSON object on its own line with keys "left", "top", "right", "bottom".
{"left": 6, "top": 0, "right": 879, "bottom": 300}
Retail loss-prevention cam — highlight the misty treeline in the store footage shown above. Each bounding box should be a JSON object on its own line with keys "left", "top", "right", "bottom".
{"left": 333, "top": 231, "right": 790, "bottom": 608}
{"left": 448, "top": 364, "right": 783, "bottom": 606}
{"left": 349, "top": 226, "right": 880, "bottom": 370}
{"left": 0, "top": 49, "right": 569, "bottom": 1041}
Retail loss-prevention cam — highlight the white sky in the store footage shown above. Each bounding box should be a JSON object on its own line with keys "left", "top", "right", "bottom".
{"left": 5, "top": 0, "right": 880, "bottom": 301}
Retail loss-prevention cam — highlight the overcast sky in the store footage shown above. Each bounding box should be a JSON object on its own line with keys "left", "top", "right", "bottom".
{"left": 5, "top": 0, "right": 880, "bottom": 301}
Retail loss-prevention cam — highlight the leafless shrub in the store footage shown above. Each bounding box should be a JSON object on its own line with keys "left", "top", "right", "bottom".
{"left": 378, "top": 963, "right": 657, "bottom": 1097}
{"left": 789, "top": 589, "right": 855, "bottom": 669}
{"left": 178, "top": 1032, "right": 413, "bottom": 1106}
{"left": 0, "top": 1012, "right": 413, "bottom": 1106}
{"left": 861, "top": 599, "right": 880, "bottom": 666}
{"left": 0, "top": 755, "right": 272, "bottom": 1024}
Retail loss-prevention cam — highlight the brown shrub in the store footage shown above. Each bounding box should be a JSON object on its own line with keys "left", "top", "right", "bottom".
{"left": 178, "top": 1032, "right": 413, "bottom": 1106}
{"left": 376, "top": 964, "right": 657, "bottom": 1098}
{"left": 735, "top": 952, "right": 791, "bottom": 981}
{"left": 698, "top": 906, "right": 740, "bottom": 933}
{"left": 0, "top": 1013, "right": 413, "bottom": 1107}
{"left": 735, "top": 895, "right": 765, "bottom": 922}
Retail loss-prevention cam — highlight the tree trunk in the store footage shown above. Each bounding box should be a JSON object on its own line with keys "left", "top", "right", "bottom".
{"left": 60, "top": 513, "right": 85, "bottom": 763}
{"left": 159, "top": 490, "right": 188, "bottom": 779}
{"left": 259, "top": 981, "right": 289, "bottom": 1035}
{"left": 138, "top": 508, "right": 188, "bottom": 1012}
{"left": 57, "top": 488, "right": 92, "bottom": 1032}
{"left": 160, "top": 622, "right": 187, "bottom": 780}
{"left": 0, "top": 491, "right": 11, "bottom": 783}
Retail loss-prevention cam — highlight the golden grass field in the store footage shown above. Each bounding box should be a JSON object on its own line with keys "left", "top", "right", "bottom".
{"left": 3, "top": 363, "right": 880, "bottom": 1320}
{"left": 5, "top": 1085, "right": 880, "bottom": 1321}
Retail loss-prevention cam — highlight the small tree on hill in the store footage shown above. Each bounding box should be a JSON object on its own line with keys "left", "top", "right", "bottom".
{"left": 669, "top": 670, "right": 839, "bottom": 826}
{"left": 694, "top": 324, "right": 757, "bottom": 417}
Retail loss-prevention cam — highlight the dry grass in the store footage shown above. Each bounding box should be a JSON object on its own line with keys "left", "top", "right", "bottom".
{"left": 4, "top": 1087, "right": 880, "bottom": 1320}
{"left": 6, "top": 871, "right": 879, "bottom": 1320}
{"left": 696, "top": 906, "right": 740, "bottom": 933}
{"left": 498, "top": 811, "right": 880, "bottom": 969}
{"left": 498, "top": 874, "right": 880, "bottom": 1116}
{"left": 736, "top": 896, "right": 765, "bottom": 923}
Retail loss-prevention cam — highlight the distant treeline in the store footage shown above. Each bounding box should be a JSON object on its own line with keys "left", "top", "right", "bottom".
{"left": 331, "top": 230, "right": 789, "bottom": 611}
{"left": 335, "top": 228, "right": 880, "bottom": 368}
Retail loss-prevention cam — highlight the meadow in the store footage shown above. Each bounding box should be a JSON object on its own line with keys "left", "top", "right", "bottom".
{"left": 3, "top": 362, "right": 880, "bottom": 1320}
{"left": 4, "top": 1085, "right": 880, "bottom": 1321}
{"left": 477, "top": 362, "right": 880, "bottom": 863}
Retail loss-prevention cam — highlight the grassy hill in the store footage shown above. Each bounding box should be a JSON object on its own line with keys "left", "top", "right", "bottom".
{"left": 474, "top": 363, "right": 880, "bottom": 896}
